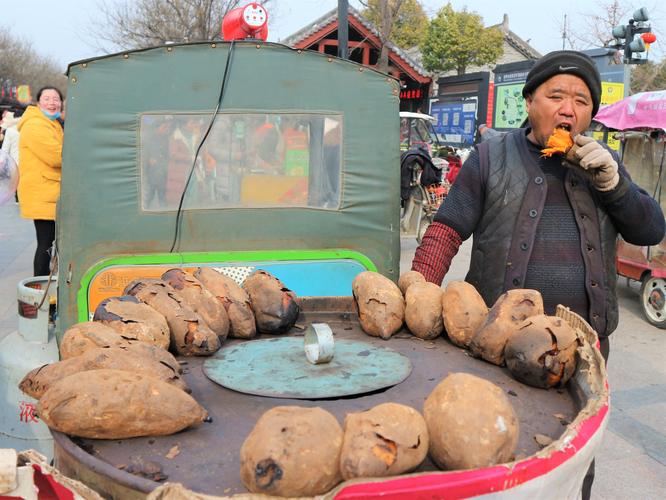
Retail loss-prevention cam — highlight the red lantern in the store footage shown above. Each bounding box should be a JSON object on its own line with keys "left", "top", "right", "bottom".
{"left": 221, "top": 3, "right": 269, "bottom": 41}
{"left": 641, "top": 32, "right": 657, "bottom": 44}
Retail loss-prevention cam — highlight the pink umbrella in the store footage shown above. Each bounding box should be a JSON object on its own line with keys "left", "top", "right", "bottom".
{"left": 594, "top": 90, "right": 666, "bottom": 130}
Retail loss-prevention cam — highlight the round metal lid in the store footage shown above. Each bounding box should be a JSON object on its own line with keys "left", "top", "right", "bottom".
{"left": 203, "top": 337, "right": 412, "bottom": 399}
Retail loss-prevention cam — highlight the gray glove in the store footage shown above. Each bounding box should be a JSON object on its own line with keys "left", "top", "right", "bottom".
{"left": 567, "top": 135, "right": 619, "bottom": 191}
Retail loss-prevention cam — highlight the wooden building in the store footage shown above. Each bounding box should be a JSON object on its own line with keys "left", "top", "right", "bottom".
{"left": 283, "top": 6, "right": 431, "bottom": 112}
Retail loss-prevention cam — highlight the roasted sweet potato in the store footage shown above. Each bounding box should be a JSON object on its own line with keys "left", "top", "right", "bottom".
{"left": 125, "top": 279, "right": 221, "bottom": 356}
{"left": 398, "top": 270, "right": 425, "bottom": 295}
{"left": 404, "top": 282, "right": 444, "bottom": 340}
{"left": 193, "top": 267, "right": 256, "bottom": 339}
{"left": 541, "top": 127, "right": 573, "bottom": 157}
{"left": 242, "top": 270, "right": 299, "bottom": 334}
{"left": 60, "top": 324, "right": 181, "bottom": 375}
{"left": 161, "top": 269, "right": 229, "bottom": 340}
{"left": 469, "top": 289, "right": 544, "bottom": 365}
{"left": 505, "top": 315, "right": 580, "bottom": 388}
{"left": 37, "top": 369, "right": 207, "bottom": 439}
{"left": 59, "top": 322, "right": 131, "bottom": 359}
{"left": 441, "top": 281, "right": 489, "bottom": 348}
{"left": 340, "top": 402, "right": 428, "bottom": 480}
{"left": 240, "top": 406, "right": 342, "bottom": 497}
{"left": 423, "top": 373, "right": 519, "bottom": 470}
{"left": 352, "top": 271, "right": 404, "bottom": 340}
{"left": 93, "top": 295, "right": 170, "bottom": 350}
{"left": 19, "top": 346, "right": 188, "bottom": 399}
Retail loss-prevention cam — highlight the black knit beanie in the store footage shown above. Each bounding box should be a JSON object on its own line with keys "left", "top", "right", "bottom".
{"left": 522, "top": 50, "right": 602, "bottom": 117}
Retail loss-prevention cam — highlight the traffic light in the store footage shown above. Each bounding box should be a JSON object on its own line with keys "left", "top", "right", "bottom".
{"left": 610, "top": 8, "right": 655, "bottom": 64}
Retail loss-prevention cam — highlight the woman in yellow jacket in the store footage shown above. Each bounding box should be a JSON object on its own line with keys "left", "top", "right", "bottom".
{"left": 17, "top": 87, "right": 64, "bottom": 276}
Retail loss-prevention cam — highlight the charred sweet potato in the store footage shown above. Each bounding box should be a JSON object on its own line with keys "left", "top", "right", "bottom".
{"left": 505, "top": 315, "right": 580, "bottom": 388}
{"left": 240, "top": 406, "right": 342, "bottom": 497}
{"left": 469, "top": 289, "right": 544, "bottom": 365}
{"left": 398, "top": 270, "right": 426, "bottom": 295}
{"left": 404, "top": 282, "right": 444, "bottom": 340}
{"left": 441, "top": 281, "right": 489, "bottom": 348}
{"left": 37, "top": 369, "right": 207, "bottom": 439}
{"left": 340, "top": 402, "right": 428, "bottom": 480}
{"left": 352, "top": 271, "right": 404, "bottom": 340}
{"left": 161, "top": 269, "right": 229, "bottom": 340}
{"left": 193, "top": 267, "right": 256, "bottom": 339}
{"left": 59, "top": 322, "right": 131, "bottom": 359}
{"left": 242, "top": 270, "right": 299, "bottom": 334}
{"left": 125, "top": 279, "right": 221, "bottom": 356}
{"left": 423, "top": 373, "right": 519, "bottom": 470}
{"left": 19, "top": 346, "right": 188, "bottom": 399}
{"left": 541, "top": 128, "right": 573, "bottom": 157}
{"left": 93, "top": 295, "right": 170, "bottom": 350}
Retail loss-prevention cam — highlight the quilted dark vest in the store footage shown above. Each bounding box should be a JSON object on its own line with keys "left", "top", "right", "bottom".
{"left": 465, "top": 130, "right": 619, "bottom": 337}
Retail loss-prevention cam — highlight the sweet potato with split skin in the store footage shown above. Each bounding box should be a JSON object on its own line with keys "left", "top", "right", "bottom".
{"left": 398, "top": 270, "right": 425, "bottom": 295}
{"left": 125, "top": 279, "right": 221, "bottom": 356}
{"left": 469, "top": 289, "right": 544, "bottom": 365}
{"left": 19, "top": 346, "right": 188, "bottom": 400}
{"left": 424, "top": 373, "right": 519, "bottom": 470}
{"left": 505, "top": 315, "right": 580, "bottom": 389}
{"left": 93, "top": 296, "right": 170, "bottom": 350}
{"left": 541, "top": 128, "right": 573, "bottom": 157}
{"left": 340, "top": 403, "right": 429, "bottom": 480}
{"left": 441, "top": 281, "right": 489, "bottom": 348}
{"left": 59, "top": 322, "right": 131, "bottom": 359}
{"left": 37, "top": 369, "right": 207, "bottom": 439}
{"left": 193, "top": 267, "right": 256, "bottom": 339}
{"left": 352, "top": 271, "right": 404, "bottom": 340}
{"left": 242, "top": 270, "right": 299, "bottom": 334}
{"left": 161, "top": 269, "right": 229, "bottom": 340}
{"left": 240, "top": 406, "right": 342, "bottom": 497}
{"left": 60, "top": 324, "right": 182, "bottom": 375}
{"left": 404, "top": 282, "right": 444, "bottom": 340}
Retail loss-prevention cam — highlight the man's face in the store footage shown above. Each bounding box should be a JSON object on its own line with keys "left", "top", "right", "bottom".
{"left": 525, "top": 74, "right": 593, "bottom": 147}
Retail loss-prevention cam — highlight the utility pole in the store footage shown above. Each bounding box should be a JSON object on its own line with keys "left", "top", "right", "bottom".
{"left": 338, "top": 0, "right": 349, "bottom": 60}
{"left": 562, "top": 14, "right": 567, "bottom": 50}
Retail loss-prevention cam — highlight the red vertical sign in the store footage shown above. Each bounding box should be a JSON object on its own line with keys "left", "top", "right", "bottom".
{"left": 486, "top": 82, "right": 495, "bottom": 127}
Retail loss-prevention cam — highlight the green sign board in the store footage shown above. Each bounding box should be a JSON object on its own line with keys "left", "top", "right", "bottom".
{"left": 494, "top": 83, "right": 527, "bottom": 129}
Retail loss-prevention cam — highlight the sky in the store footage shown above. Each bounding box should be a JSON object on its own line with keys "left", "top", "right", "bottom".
{"left": 2, "top": 0, "right": 665, "bottom": 71}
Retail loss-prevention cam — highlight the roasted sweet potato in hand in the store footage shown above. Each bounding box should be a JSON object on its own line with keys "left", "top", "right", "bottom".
{"left": 161, "top": 269, "right": 229, "bottom": 340}
{"left": 193, "top": 267, "right": 256, "bottom": 339}
{"left": 19, "top": 346, "right": 188, "bottom": 399}
{"left": 352, "top": 271, "right": 404, "bottom": 340}
{"left": 398, "top": 270, "right": 425, "bottom": 295}
{"left": 125, "top": 279, "right": 221, "bottom": 356}
{"left": 441, "top": 281, "right": 489, "bottom": 348}
{"left": 37, "top": 369, "right": 207, "bottom": 439}
{"left": 424, "top": 373, "right": 519, "bottom": 470}
{"left": 93, "top": 295, "right": 170, "bottom": 350}
{"left": 242, "top": 270, "right": 299, "bottom": 334}
{"left": 541, "top": 128, "right": 573, "bottom": 157}
{"left": 340, "top": 402, "right": 428, "bottom": 480}
{"left": 240, "top": 406, "right": 342, "bottom": 497}
{"left": 469, "top": 289, "right": 544, "bottom": 365}
{"left": 505, "top": 314, "right": 580, "bottom": 388}
{"left": 404, "top": 281, "right": 444, "bottom": 340}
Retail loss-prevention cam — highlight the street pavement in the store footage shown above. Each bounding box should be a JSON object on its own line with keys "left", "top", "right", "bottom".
{"left": 1, "top": 201, "right": 665, "bottom": 498}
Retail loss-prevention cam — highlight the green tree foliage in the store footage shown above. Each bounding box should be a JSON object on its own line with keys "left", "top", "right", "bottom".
{"left": 361, "top": 0, "right": 428, "bottom": 49}
{"left": 421, "top": 3, "right": 504, "bottom": 75}
{"left": 0, "top": 27, "right": 68, "bottom": 101}
{"left": 631, "top": 58, "right": 666, "bottom": 93}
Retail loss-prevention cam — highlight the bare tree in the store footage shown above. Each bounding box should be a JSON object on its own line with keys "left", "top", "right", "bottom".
{"left": 91, "top": 0, "right": 274, "bottom": 52}
{"left": 0, "top": 27, "right": 68, "bottom": 101}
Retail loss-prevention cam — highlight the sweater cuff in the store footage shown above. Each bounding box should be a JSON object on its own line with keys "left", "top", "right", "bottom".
{"left": 411, "top": 222, "right": 463, "bottom": 285}
{"left": 597, "top": 174, "right": 630, "bottom": 204}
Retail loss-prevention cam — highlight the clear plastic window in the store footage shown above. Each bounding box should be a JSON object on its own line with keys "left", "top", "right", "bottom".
{"left": 139, "top": 113, "right": 342, "bottom": 211}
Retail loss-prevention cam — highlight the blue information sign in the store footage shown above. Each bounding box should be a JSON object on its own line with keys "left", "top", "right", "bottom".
{"left": 430, "top": 101, "right": 477, "bottom": 146}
